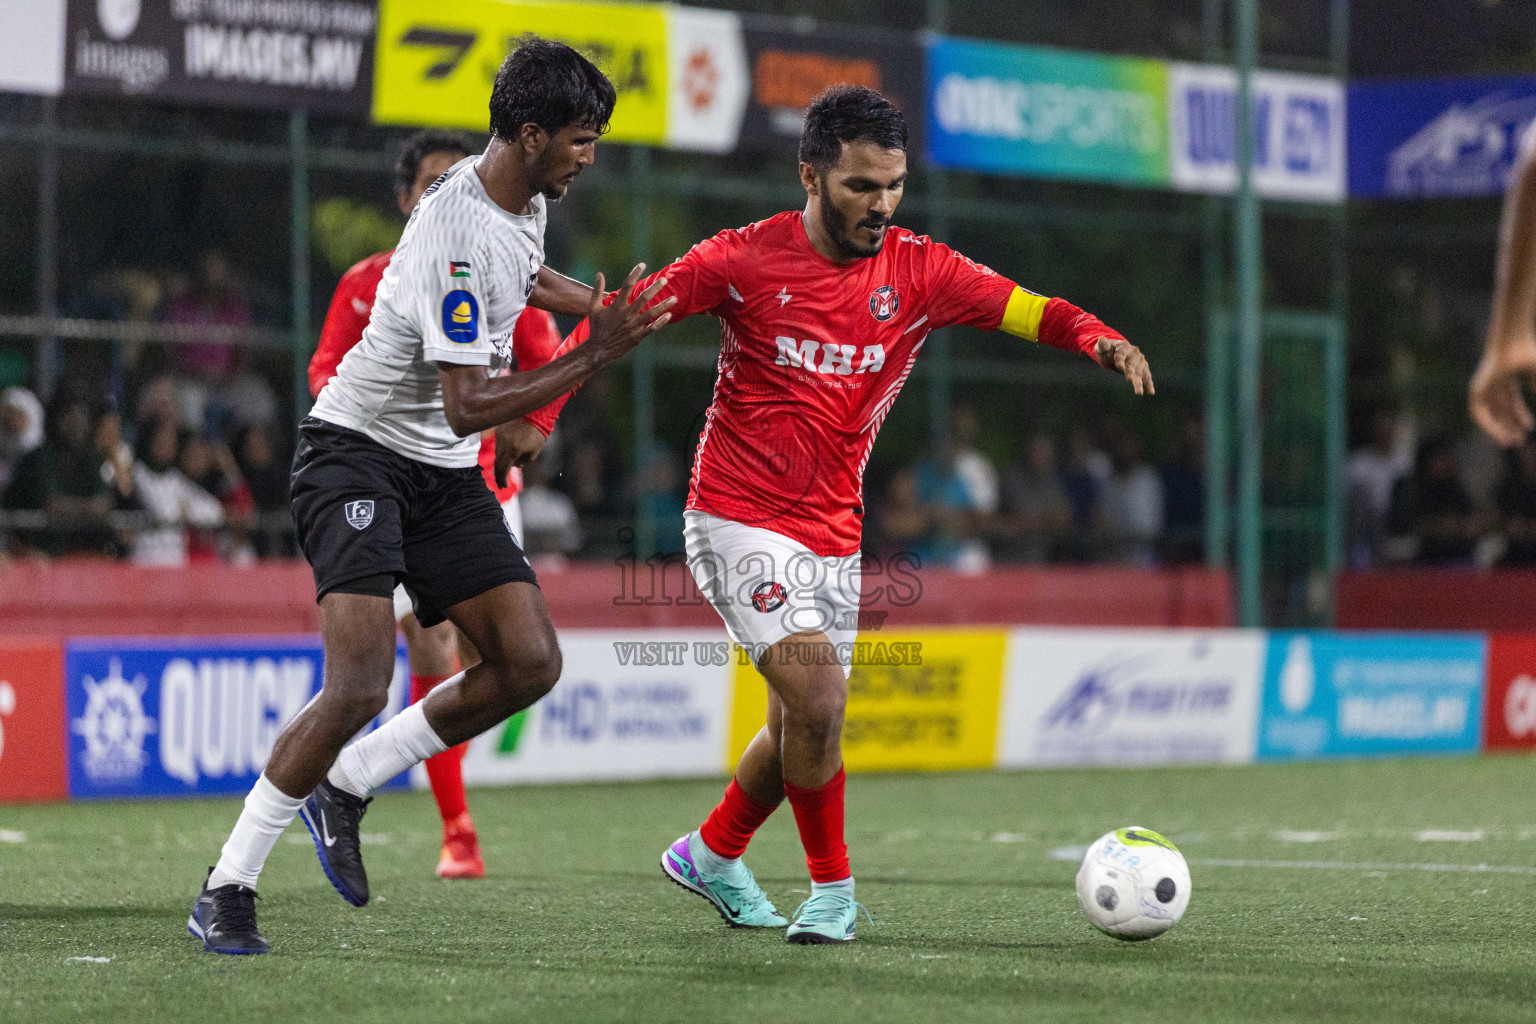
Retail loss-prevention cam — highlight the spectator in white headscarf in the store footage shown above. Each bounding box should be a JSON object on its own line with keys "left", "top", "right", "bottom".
{"left": 0, "top": 387, "right": 44, "bottom": 493}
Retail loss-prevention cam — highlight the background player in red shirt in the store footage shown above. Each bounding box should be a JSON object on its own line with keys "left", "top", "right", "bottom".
{"left": 563, "top": 87, "right": 1153, "bottom": 942}
{"left": 311, "top": 131, "right": 571, "bottom": 879}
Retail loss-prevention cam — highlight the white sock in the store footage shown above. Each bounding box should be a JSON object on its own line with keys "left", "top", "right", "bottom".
{"left": 811, "top": 877, "right": 854, "bottom": 896}
{"left": 327, "top": 696, "right": 449, "bottom": 798}
{"left": 208, "top": 774, "right": 305, "bottom": 890}
{"left": 690, "top": 830, "right": 747, "bottom": 881}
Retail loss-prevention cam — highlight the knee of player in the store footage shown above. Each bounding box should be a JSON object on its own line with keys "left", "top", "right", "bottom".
{"left": 786, "top": 685, "right": 846, "bottom": 732}
{"left": 488, "top": 635, "right": 562, "bottom": 698}
{"left": 320, "top": 676, "right": 392, "bottom": 727}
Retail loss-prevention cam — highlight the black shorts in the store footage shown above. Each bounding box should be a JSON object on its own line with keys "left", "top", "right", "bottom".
{"left": 290, "top": 418, "right": 537, "bottom": 627}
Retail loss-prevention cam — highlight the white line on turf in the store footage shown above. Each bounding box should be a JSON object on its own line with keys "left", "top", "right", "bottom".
{"left": 1272, "top": 830, "right": 1334, "bottom": 842}
{"left": 0, "top": 830, "right": 26, "bottom": 843}
{"left": 1413, "top": 829, "right": 1486, "bottom": 842}
{"left": 1046, "top": 846, "right": 1536, "bottom": 874}
{"left": 1193, "top": 858, "right": 1536, "bottom": 875}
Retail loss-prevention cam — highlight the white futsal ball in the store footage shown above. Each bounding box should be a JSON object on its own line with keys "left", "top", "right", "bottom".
{"left": 1075, "top": 827, "right": 1191, "bottom": 940}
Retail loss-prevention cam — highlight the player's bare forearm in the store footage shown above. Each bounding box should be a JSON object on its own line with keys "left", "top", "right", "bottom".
{"left": 1471, "top": 146, "right": 1536, "bottom": 445}
{"left": 1489, "top": 148, "right": 1536, "bottom": 348}
{"left": 529, "top": 266, "right": 596, "bottom": 317}
{"left": 441, "top": 264, "right": 674, "bottom": 436}
{"left": 439, "top": 345, "right": 613, "bottom": 437}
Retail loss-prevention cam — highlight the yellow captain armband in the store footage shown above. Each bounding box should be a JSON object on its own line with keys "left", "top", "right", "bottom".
{"left": 1000, "top": 287, "right": 1049, "bottom": 342}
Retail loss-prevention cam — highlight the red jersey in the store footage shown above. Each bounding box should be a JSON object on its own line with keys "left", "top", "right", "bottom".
{"left": 593, "top": 211, "right": 1022, "bottom": 556}
{"left": 312, "top": 249, "right": 568, "bottom": 501}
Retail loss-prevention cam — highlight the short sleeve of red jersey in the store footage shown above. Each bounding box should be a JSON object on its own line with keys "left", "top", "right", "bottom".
{"left": 921, "top": 241, "right": 1019, "bottom": 332}
{"left": 310, "top": 253, "right": 387, "bottom": 398}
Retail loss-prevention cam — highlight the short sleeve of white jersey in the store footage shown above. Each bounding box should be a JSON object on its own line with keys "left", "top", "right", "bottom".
{"left": 397, "top": 200, "right": 498, "bottom": 368}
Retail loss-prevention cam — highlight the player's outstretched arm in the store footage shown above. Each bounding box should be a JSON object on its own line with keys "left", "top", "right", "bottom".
{"left": 529, "top": 265, "right": 598, "bottom": 317}
{"left": 1000, "top": 288, "right": 1154, "bottom": 396}
{"left": 1471, "top": 143, "right": 1536, "bottom": 447}
{"left": 439, "top": 264, "right": 674, "bottom": 436}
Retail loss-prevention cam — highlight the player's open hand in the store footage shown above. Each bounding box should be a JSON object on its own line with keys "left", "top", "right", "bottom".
{"left": 1095, "top": 336, "right": 1155, "bottom": 396}
{"left": 1470, "top": 333, "right": 1536, "bottom": 447}
{"left": 586, "top": 263, "right": 675, "bottom": 362}
{"left": 492, "top": 420, "right": 547, "bottom": 486}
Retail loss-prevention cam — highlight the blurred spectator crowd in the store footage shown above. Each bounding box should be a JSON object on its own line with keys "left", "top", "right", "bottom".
{"left": 1346, "top": 409, "right": 1536, "bottom": 569}
{"left": 868, "top": 407, "right": 1207, "bottom": 572}
{"left": 1, "top": 246, "right": 1223, "bottom": 571}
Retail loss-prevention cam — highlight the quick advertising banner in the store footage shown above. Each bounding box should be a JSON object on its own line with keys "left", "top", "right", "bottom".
{"left": 65, "top": 636, "right": 409, "bottom": 799}
{"left": 64, "top": 0, "right": 377, "bottom": 115}
{"left": 730, "top": 629, "right": 1007, "bottom": 773}
{"left": 998, "top": 629, "right": 1264, "bottom": 767}
{"left": 0, "top": 641, "right": 68, "bottom": 803}
{"left": 925, "top": 36, "right": 1169, "bottom": 186}
{"left": 740, "top": 24, "right": 924, "bottom": 157}
{"left": 1258, "top": 632, "right": 1486, "bottom": 760}
{"left": 1168, "top": 63, "right": 1345, "bottom": 202}
{"left": 460, "top": 629, "right": 733, "bottom": 785}
{"left": 0, "top": 0, "right": 66, "bottom": 96}
{"left": 372, "top": 0, "right": 668, "bottom": 144}
{"left": 1348, "top": 75, "right": 1536, "bottom": 199}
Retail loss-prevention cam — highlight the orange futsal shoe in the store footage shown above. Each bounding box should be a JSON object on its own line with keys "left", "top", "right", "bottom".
{"left": 436, "top": 812, "right": 485, "bottom": 880}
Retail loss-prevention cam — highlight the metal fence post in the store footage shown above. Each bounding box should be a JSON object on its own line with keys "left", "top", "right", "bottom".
{"left": 36, "top": 97, "right": 60, "bottom": 400}
{"left": 1234, "top": 0, "right": 1264, "bottom": 626}
{"left": 1202, "top": 0, "right": 1229, "bottom": 569}
{"left": 289, "top": 109, "right": 311, "bottom": 430}
{"left": 630, "top": 145, "right": 656, "bottom": 561}
{"left": 926, "top": 0, "right": 952, "bottom": 450}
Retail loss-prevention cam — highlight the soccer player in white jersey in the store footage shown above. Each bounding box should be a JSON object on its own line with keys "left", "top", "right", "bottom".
{"left": 187, "top": 38, "right": 675, "bottom": 955}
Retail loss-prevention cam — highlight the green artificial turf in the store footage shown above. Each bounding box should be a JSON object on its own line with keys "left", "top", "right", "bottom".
{"left": 4, "top": 757, "right": 1536, "bottom": 1023}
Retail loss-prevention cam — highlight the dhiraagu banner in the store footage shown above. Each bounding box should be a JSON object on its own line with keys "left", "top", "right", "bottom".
{"left": 373, "top": 0, "right": 668, "bottom": 145}
{"left": 925, "top": 36, "right": 1169, "bottom": 186}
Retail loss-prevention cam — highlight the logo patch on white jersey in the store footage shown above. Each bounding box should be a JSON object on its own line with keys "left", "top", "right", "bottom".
{"left": 440, "top": 289, "right": 480, "bottom": 343}
{"left": 345, "top": 501, "right": 375, "bottom": 530}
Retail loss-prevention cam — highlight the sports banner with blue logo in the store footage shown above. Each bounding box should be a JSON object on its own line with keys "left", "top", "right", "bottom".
{"left": 1169, "top": 64, "right": 1345, "bottom": 202}
{"left": 1348, "top": 75, "right": 1536, "bottom": 199}
{"left": 65, "top": 637, "right": 410, "bottom": 799}
{"left": 1258, "top": 632, "right": 1486, "bottom": 760}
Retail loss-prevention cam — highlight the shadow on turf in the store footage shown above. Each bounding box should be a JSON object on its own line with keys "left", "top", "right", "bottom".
{"left": 0, "top": 902, "right": 178, "bottom": 922}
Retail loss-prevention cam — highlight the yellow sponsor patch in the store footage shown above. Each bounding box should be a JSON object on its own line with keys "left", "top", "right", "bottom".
{"left": 726, "top": 630, "right": 1008, "bottom": 773}
{"left": 374, "top": 0, "right": 668, "bottom": 144}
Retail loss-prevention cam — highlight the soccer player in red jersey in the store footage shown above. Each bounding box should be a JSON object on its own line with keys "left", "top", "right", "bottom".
{"left": 566, "top": 87, "right": 1153, "bottom": 942}
{"left": 310, "top": 131, "right": 572, "bottom": 879}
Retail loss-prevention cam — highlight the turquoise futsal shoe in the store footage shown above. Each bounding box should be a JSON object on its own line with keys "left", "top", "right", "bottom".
{"left": 661, "top": 833, "right": 788, "bottom": 928}
{"left": 786, "top": 883, "right": 871, "bottom": 944}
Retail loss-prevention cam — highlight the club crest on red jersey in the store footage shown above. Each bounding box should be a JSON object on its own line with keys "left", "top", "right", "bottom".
{"left": 750, "top": 581, "right": 787, "bottom": 613}
{"left": 869, "top": 285, "right": 899, "bottom": 322}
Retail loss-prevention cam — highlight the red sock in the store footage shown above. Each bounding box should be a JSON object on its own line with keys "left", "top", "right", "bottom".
{"left": 699, "top": 778, "right": 779, "bottom": 859}
{"left": 783, "top": 767, "right": 850, "bottom": 883}
{"left": 411, "top": 673, "right": 469, "bottom": 825}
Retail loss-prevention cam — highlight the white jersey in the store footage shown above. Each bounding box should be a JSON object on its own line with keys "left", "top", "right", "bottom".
{"left": 311, "top": 155, "right": 546, "bottom": 468}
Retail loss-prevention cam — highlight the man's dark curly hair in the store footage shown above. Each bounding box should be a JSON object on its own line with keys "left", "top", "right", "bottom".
{"left": 489, "top": 35, "right": 616, "bottom": 143}
{"left": 798, "top": 85, "right": 908, "bottom": 172}
{"left": 393, "top": 130, "right": 471, "bottom": 196}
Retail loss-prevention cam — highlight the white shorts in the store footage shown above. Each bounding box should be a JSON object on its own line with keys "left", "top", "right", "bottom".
{"left": 683, "top": 510, "right": 862, "bottom": 678}
{"left": 394, "top": 496, "right": 523, "bottom": 622}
